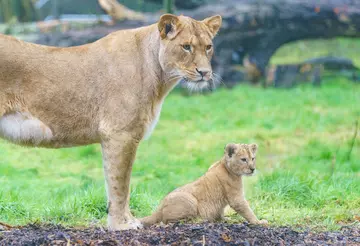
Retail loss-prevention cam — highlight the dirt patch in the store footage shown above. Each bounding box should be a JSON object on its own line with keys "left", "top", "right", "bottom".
{"left": 0, "top": 223, "right": 359, "bottom": 245}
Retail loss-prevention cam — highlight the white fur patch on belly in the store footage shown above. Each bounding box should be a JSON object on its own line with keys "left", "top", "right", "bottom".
{"left": 0, "top": 112, "right": 53, "bottom": 145}
{"left": 143, "top": 101, "right": 163, "bottom": 140}
{"left": 143, "top": 80, "right": 179, "bottom": 140}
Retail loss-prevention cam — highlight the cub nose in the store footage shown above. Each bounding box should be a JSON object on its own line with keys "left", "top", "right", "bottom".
{"left": 250, "top": 167, "right": 255, "bottom": 172}
{"left": 196, "top": 68, "right": 210, "bottom": 78}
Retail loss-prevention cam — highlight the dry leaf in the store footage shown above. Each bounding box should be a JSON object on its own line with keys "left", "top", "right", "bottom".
{"left": 221, "top": 233, "right": 232, "bottom": 242}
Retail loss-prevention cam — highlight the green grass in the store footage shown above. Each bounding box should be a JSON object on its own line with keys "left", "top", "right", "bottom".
{"left": 0, "top": 77, "right": 359, "bottom": 231}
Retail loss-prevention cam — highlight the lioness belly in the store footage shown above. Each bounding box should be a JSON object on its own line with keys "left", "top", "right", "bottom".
{"left": 0, "top": 111, "right": 53, "bottom": 146}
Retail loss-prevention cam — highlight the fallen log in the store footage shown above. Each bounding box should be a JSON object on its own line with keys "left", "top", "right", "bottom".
{"left": 304, "top": 56, "right": 360, "bottom": 71}
{"left": 35, "top": 0, "right": 360, "bottom": 85}
{"left": 183, "top": 0, "right": 360, "bottom": 83}
{"left": 98, "top": 0, "right": 145, "bottom": 23}
{"left": 264, "top": 55, "right": 360, "bottom": 88}
{"left": 305, "top": 56, "right": 360, "bottom": 82}
{"left": 265, "top": 63, "right": 323, "bottom": 88}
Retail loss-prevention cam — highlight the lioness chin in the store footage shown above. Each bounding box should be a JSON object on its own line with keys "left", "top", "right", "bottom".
{"left": 0, "top": 14, "right": 222, "bottom": 230}
{"left": 141, "top": 143, "right": 268, "bottom": 227}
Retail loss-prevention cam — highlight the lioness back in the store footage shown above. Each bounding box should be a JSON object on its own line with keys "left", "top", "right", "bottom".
{"left": 0, "top": 30, "right": 143, "bottom": 147}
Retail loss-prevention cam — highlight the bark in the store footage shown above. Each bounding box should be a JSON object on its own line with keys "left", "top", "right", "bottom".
{"left": 36, "top": 0, "right": 360, "bottom": 83}
{"left": 185, "top": 0, "right": 360, "bottom": 82}
{"left": 98, "top": 0, "right": 145, "bottom": 22}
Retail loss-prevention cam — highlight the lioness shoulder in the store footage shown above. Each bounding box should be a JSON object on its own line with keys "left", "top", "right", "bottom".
{"left": 141, "top": 143, "right": 268, "bottom": 227}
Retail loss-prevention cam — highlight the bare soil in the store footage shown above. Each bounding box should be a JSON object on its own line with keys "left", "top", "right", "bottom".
{"left": 0, "top": 222, "right": 359, "bottom": 246}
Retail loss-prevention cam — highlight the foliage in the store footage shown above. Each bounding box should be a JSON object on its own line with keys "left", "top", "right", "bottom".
{"left": 0, "top": 0, "right": 37, "bottom": 22}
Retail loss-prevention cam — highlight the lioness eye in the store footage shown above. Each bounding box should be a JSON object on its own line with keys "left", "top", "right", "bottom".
{"left": 206, "top": 45, "right": 212, "bottom": 51}
{"left": 241, "top": 158, "right": 247, "bottom": 162}
{"left": 252, "top": 157, "right": 255, "bottom": 161}
{"left": 182, "top": 44, "right": 191, "bottom": 51}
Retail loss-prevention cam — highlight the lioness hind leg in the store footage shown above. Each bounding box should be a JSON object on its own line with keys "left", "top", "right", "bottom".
{"left": 161, "top": 193, "right": 198, "bottom": 224}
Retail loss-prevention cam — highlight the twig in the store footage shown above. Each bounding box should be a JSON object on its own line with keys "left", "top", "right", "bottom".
{"left": 202, "top": 235, "right": 206, "bottom": 246}
{"left": 0, "top": 221, "right": 15, "bottom": 230}
{"left": 345, "top": 120, "right": 359, "bottom": 162}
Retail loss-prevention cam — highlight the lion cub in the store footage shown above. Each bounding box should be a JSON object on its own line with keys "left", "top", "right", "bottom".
{"left": 141, "top": 143, "right": 268, "bottom": 227}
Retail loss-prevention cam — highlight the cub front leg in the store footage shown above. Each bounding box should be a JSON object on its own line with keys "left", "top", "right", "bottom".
{"left": 229, "top": 196, "right": 268, "bottom": 225}
{"left": 101, "top": 133, "right": 142, "bottom": 230}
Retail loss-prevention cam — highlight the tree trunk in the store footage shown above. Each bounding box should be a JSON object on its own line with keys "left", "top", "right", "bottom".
{"left": 163, "top": 0, "right": 174, "bottom": 14}
{"left": 98, "top": 0, "right": 145, "bottom": 22}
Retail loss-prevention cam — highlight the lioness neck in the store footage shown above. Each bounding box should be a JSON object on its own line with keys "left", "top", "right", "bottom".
{"left": 137, "top": 24, "right": 179, "bottom": 98}
{"left": 101, "top": 24, "right": 174, "bottom": 100}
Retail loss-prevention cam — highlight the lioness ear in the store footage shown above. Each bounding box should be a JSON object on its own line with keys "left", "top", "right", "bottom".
{"left": 225, "top": 143, "right": 237, "bottom": 158}
{"left": 158, "top": 14, "right": 180, "bottom": 40}
{"left": 249, "top": 143, "right": 258, "bottom": 154}
{"left": 203, "top": 15, "right": 222, "bottom": 37}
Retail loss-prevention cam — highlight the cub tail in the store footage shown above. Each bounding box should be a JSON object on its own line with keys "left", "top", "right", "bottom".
{"left": 140, "top": 210, "right": 162, "bottom": 228}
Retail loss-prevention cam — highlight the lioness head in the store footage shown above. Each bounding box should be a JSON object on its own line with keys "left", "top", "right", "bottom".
{"left": 157, "top": 14, "right": 222, "bottom": 90}
{"left": 224, "top": 143, "right": 258, "bottom": 176}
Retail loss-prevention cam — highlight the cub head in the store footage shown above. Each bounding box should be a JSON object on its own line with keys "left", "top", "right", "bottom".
{"left": 224, "top": 143, "right": 258, "bottom": 176}
{"left": 157, "top": 14, "right": 222, "bottom": 90}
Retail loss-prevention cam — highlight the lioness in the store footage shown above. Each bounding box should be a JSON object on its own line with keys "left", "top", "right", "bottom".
{"left": 0, "top": 14, "right": 222, "bottom": 230}
{"left": 141, "top": 143, "right": 268, "bottom": 227}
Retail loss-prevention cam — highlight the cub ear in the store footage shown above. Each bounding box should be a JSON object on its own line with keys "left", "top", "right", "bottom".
{"left": 158, "top": 14, "right": 181, "bottom": 40}
{"left": 249, "top": 143, "right": 258, "bottom": 154}
{"left": 202, "top": 15, "right": 222, "bottom": 37}
{"left": 224, "top": 143, "right": 237, "bottom": 158}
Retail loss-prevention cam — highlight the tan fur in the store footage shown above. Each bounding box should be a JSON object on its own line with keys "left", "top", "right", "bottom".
{"left": 0, "top": 14, "right": 222, "bottom": 230}
{"left": 141, "top": 143, "right": 268, "bottom": 227}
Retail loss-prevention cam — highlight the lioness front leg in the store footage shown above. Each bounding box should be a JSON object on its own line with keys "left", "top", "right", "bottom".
{"left": 101, "top": 133, "right": 142, "bottom": 230}
{"left": 229, "top": 196, "right": 268, "bottom": 225}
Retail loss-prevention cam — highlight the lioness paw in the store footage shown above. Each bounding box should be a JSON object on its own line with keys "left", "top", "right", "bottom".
{"left": 108, "top": 218, "right": 143, "bottom": 231}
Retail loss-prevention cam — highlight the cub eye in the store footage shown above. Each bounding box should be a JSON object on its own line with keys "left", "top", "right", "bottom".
{"left": 182, "top": 44, "right": 191, "bottom": 51}
{"left": 206, "top": 45, "right": 212, "bottom": 51}
{"left": 241, "top": 158, "right": 247, "bottom": 162}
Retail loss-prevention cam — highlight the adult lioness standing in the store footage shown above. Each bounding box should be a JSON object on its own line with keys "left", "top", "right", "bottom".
{"left": 0, "top": 14, "right": 222, "bottom": 230}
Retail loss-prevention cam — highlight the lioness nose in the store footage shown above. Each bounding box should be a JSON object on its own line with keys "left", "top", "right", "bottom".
{"left": 196, "top": 68, "right": 210, "bottom": 78}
